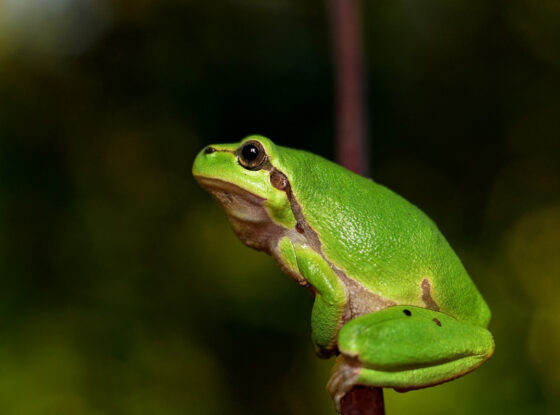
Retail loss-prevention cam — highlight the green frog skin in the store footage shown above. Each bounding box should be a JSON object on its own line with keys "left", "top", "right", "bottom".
{"left": 192, "top": 136, "right": 494, "bottom": 412}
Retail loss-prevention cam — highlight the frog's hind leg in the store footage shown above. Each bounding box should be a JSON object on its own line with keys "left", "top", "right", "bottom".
{"left": 328, "top": 305, "right": 494, "bottom": 412}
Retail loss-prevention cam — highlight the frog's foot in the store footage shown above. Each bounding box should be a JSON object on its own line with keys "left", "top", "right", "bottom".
{"left": 328, "top": 305, "right": 495, "bottom": 412}
{"left": 327, "top": 355, "right": 361, "bottom": 413}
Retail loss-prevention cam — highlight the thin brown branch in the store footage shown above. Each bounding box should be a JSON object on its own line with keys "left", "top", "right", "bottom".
{"left": 329, "top": 0, "right": 368, "bottom": 175}
{"left": 329, "top": 0, "right": 384, "bottom": 413}
{"left": 341, "top": 386, "right": 385, "bottom": 415}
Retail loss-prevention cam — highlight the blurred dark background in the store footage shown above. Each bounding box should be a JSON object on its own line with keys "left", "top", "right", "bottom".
{"left": 0, "top": 0, "right": 559, "bottom": 414}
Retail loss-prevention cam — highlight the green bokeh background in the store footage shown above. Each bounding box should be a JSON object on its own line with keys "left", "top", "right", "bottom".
{"left": 1, "top": 1, "right": 559, "bottom": 414}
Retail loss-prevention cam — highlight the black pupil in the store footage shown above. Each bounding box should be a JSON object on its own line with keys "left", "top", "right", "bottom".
{"left": 242, "top": 144, "right": 259, "bottom": 161}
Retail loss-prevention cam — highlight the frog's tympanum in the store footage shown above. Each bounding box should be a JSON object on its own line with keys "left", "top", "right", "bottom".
{"left": 192, "top": 136, "right": 494, "bottom": 412}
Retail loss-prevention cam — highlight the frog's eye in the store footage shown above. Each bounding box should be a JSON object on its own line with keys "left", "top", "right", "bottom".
{"left": 238, "top": 141, "right": 267, "bottom": 170}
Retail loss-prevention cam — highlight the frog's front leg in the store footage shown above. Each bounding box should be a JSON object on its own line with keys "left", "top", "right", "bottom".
{"left": 292, "top": 244, "right": 348, "bottom": 357}
{"left": 328, "top": 305, "right": 495, "bottom": 412}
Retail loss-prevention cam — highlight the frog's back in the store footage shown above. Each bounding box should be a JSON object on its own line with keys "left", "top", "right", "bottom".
{"left": 275, "top": 146, "right": 491, "bottom": 328}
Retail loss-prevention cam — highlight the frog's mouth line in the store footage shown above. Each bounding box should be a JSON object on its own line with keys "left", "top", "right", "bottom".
{"left": 194, "top": 175, "right": 272, "bottom": 228}
{"left": 194, "top": 176, "right": 265, "bottom": 202}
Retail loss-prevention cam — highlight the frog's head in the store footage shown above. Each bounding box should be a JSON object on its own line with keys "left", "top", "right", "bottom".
{"left": 192, "top": 135, "right": 297, "bottom": 250}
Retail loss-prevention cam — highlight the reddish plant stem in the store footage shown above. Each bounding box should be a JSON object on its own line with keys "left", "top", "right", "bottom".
{"left": 329, "top": 1, "right": 384, "bottom": 414}
{"left": 329, "top": 0, "right": 368, "bottom": 175}
{"left": 341, "top": 386, "right": 385, "bottom": 415}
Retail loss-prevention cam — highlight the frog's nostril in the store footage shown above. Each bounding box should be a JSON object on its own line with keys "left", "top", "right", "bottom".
{"left": 204, "top": 146, "right": 216, "bottom": 155}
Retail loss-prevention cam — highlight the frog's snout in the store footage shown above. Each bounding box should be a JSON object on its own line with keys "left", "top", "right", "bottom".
{"left": 193, "top": 145, "right": 219, "bottom": 177}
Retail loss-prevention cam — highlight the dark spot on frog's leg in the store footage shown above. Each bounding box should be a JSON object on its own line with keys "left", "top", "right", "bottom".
{"left": 432, "top": 318, "right": 442, "bottom": 327}
{"left": 403, "top": 309, "right": 411, "bottom": 316}
{"left": 421, "top": 278, "right": 440, "bottom": 311}
{"left": 296, "top": 222, "right": 305, "bottom": 234}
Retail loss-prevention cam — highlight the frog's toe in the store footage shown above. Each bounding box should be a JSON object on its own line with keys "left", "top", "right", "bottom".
{"left": 327, "top": 355, "right": 361, "bottom": 413}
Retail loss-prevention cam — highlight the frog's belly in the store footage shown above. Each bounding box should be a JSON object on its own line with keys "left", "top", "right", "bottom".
{"left": 334, "top": 270, "right": 397, "bottom": 323}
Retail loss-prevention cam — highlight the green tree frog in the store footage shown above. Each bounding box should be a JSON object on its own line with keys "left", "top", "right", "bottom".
{"left": 192, "top": 136, "right": 494, "bottom": 411}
